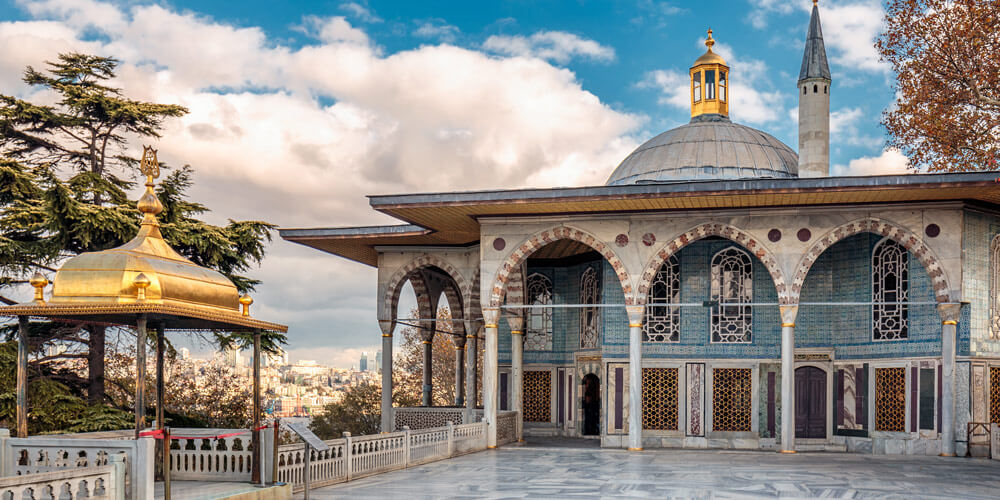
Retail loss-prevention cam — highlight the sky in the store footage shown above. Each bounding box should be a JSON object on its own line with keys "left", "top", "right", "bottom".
{"left": 0, "top": 0, "right": 909, "bottom": 368}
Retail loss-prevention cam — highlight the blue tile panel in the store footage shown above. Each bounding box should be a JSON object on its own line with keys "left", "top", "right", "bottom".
{"left": 962, "top": 211, "right": 1000, "bottom": 357}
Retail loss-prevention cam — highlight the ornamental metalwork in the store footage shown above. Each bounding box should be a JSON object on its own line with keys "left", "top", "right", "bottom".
{"left": 642, "top": 368, "right": 678, "bottom": 430}
{"left": 523, "top": 370, "right": 551, "bottom": 422}
{"left": 644, "top": 256, "right": 680, "bottom": 342}
{"left": 711, "top": 247, "right": 752, "bottom": 343}
{"left": 580, "top": 266, "right": 601, "bottom": 349}
{"left": 991, "top": 367, "right": 1000, "bottom": 424}
{"left": 874, "top": 367, "right": 906, "bottom": 432}
{"left": 873, "top": 239, "right": 909, "bottom": 341}
{"left": 712, "top": 368, "right": 752, "bottom": 432}
{"left": 991, "top": 236, "right": 1000, "bottom": 339}
{"left": 525, "top": 273, "right": 553, "bottom": 351}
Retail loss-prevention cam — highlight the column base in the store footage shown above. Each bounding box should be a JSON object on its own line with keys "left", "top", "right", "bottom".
{"left": 779, "top": 450, "right": 797, "bottom": 454}
{"left": 627, "top": 447, "right": 643, "bottom": 452}
{"left": 939, "top": 453, "right": 956, "bottom": 457}
{"left": 518, "top": 439, "right": 526, "bottom": 442}
{"left": 487, "top": 445, "right": 497, "bottom": 449}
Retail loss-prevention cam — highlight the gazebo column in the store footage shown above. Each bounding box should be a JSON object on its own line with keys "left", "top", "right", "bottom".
{"left": 379, "top": 319, "right": 394, "bottom": 432}
{"left": 465, "top": 323, "right": 479, "bottom": 411}
{"left": 483, "top": 307, "right": 500, "bottom": 448}
{"left": 252, "top": 330, "right": 262, "bottom": 483}
{"left": 421, "top": 326, "right": 435, "bottom": 406}
{"left": 779, "top": 305, "right": 799, "bottom": 453}
{"left": 626, "top": 305, "right": 644, "bottom": 451}
{"left": 135, "top": 314, "right": 148, "bottom": 438}
{"left": 155, "top": 325, "right": 165, "bottom": 430}
{"left": 16, "top": 315, "right": 29, "bottom": 438}
{"left": 939, "top": 303, "right": 960, "bottom": 457}
{"left": 506, "top": 316, "right": 525, "bottom": 442}
{"left": 454, "top": 334, "right": 467, "bottom": 406}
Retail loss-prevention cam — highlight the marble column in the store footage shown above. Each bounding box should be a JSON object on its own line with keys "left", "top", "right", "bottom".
{"left": 465, "top": 323, "right": 479, "bottom": 410}
{"left": 483, "top": 307, "right": 500, "bottom": 448}
{"left": 16, "top": 316, "right": 28, "bottom": 438}
{"left": 135, "top": 314, "right": 148, "bottom": 439}
{"left": 421, "top": 327, "right": 435, "bottom": 407}
{"left": 454, "top": 334, "right": 467, "bottom": 406}
{"left": 779, "top": 305, "right": 798, "bottom": 453}
{"left": 379, "top": 319, "right": 394, "bottom": 432}
{"left": 506, "top": 316, "right": 525, "bottom": 442}
{"left": 625, "top": 305, "right": 644, "bottom": 451}
{"left": 939, "top": 303, "right": 960, "bottom": 457}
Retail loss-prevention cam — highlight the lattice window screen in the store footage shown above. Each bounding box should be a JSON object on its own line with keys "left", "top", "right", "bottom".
{"left": 642, "top": 368, "right": 678, "bottom": 430}
{"left": 523, "top": 370, "right": 552, "bottom": 422}
{"left": 580, "top": 266, "right": 601, "bottom": 349}
{"left": 991, "top": 367, "right": 1000, "bottom": 424}
{"left": 991, "top": 236, "right": 1000, "bottom": 340}
{"left": 711, "top": 247, "right": 752, "bottom": 343}
{"left": 644, "top": 255, "right": 680, "bottom": 342}
{"left": 711, "top": 368, "right": 752, "bottom": 432}
{"left": 874, "top": 367, "right": 906, "bottom": 431}
{"left": 873, "top": 240, "right": 909, "bottom": 341}
{"left": 525, "top": 273, "right": 553, "bottom": 351}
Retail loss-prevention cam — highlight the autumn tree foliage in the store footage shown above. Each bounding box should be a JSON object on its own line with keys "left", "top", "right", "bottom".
{"left": 395, "top": 306, "right": 483, "bottom": 407}
{"left": 877, "top": 0, "right": 1000, "bottom": 171}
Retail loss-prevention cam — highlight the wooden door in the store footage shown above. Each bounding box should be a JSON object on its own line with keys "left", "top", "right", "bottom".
{"left": 795, "top": 366, "right": 827, "bottom": 439}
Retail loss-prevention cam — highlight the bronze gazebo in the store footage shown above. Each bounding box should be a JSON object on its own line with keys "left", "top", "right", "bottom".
{"left": 0, "top": 147, "right": 287, "bottom": 482}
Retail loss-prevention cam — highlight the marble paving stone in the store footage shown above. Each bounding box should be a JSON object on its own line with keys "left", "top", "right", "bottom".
{"left": 302, "top": 444, "right": 1000, "bottom": 499}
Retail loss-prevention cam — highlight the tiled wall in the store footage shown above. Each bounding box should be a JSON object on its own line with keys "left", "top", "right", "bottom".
{"left": 963, "top": 210, "right": 1000, "bottom": 357}
{"left": 797, "top": 233, "right": 941, "bottom": 359}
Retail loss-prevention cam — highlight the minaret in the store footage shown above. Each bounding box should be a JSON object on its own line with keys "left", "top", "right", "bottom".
{"left": 690, "top": 29, "right": 730, "bottom": 121}
{"left": 798, "top": 0, "right": 831, "bottom": 177}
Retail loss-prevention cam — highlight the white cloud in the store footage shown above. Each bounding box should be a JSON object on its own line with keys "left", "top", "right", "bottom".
{"left": 483, "top": 31, "right": 615, "bottom": 64}
{"left": 832, "top": 149, "right": 910, "bottom": 176}
{"left": 297, "top": 15, "right": 370, "bottom": 45}
{"left": 0, "top": 0, "right": 641, "bottom": 367}
{"left": 340, "top": 2, "right": 382, "bottom": 24}
{"left": 413, "top": 19, "right": 459, "bottom": 43}
{"left": 830, "top": 107, "right": 881, "bottom": 148}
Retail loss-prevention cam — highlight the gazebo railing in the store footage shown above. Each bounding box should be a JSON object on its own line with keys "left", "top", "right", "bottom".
{"left": 167, "top": 428, "right": 254, "bottom": 481}
{"left": 0, "top": 459, "right": 126, "bottom": 500}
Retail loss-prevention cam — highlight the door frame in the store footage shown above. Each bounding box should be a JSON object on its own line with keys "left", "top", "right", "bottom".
{"left": 794, "top": 360, "right": 834, "bottom": 442}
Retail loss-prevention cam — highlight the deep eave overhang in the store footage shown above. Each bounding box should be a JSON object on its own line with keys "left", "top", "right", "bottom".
{"left": 280, "top": 172, "right": 1000, "bottom": 267}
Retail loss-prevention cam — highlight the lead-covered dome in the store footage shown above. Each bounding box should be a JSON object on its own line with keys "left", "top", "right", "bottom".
{"left": 606, "top": 114, "right": 799, "bottom": 185}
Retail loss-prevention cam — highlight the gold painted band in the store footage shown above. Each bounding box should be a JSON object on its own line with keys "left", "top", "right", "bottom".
{"left": 779, "top": 449, "right": 797, "bottom": 454}
{"left": 466, "top": 334, "right": 476, "bottom": 338}
{"left": 484, "top": 324, "right": 498, "bottom": 329}
{"left": 627, "top": 447, "right": 643, "bottom": 451}
{"left": 629, "top": 323, "right": 642, "bottom": 328}
{"left": 781, "top": 323, "right": 796, "bottom": 328}
{"left": 422, "top": 340, "right": 432, "bottom": 344}
{"left": 381, "top": 334, "right": 392, "bottom": 338}
{"left": 487, "top": 445, "right": 497, "bottom": 449}
{"left": 942, "top": 320, "right": 957, "bottom": 325}
{"left": 511, "top": 330, "right": 524, "bottom": 335}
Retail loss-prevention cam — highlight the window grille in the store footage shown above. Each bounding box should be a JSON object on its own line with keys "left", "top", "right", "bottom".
{"left": 991, "top": 367, "right": 1000, "bottom": 424}
{"left": 644, "top": 255, "right": 680, "bottom": 342}
{"left": 642, "top": 368, "right": 678, "bottom": 430}
{"left": 873, "top": 240, "right": 909, "bottom": 340}
{"left": 580, "top": 266, "right": 601, "bottom": 349}
{"left": 523, "top": 370, "right": 551, "bottom": 422}
{"left": 874, "top": 367, "right": 906, "bottom": 431}
{"left": 712, "top": 368, "right": 752, "bottom": 432}
{"left": 711, "top": 247, "right": 752, "bottom": 343}
{"left": 525, "top": 273, "right": 553, "bottom": 351}
{"left": 990, "top": 236, "right": 1000, "bottom": 339}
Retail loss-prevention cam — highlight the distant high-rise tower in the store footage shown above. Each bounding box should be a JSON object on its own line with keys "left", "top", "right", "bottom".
{"left": 179, "top": 347, "right": 190, "bottom": 360}
{"left": 375, "top": 350, "right": 382, "bottom": 372}
{"left": 798, "top": 0, "right": 832, "bottom": 177}
{"left": 360, "top": 351, "right": 369, "bottom": 372}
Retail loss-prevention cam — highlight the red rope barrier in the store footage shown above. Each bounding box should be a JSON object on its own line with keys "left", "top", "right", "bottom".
{"left": 137, "top": 423, "right": 273, "bottom": 440}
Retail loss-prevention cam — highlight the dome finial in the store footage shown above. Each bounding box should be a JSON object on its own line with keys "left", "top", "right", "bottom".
{"left": 29, "top": 272, "right": 48, "bottom": 303}
{"left": 705, "top": 28, "right": 715, "bottom": 51}
{"left": 137, "top": 146, "right": 164, "bottom": 223}
{"left": 239, "top": 294, "right": 254, "bottom": 316}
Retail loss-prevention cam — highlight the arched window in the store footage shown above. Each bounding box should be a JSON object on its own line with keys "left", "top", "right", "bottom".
{"left": 824, "top": 85, "right": 828, "bottom": 94}
{"left": 711, "top": 247, "right": 752, "bottom": 343}
{"left": 873, "top": 239, "right": 909, "bottom": 340}
{"left": 719, "top": 71, "right": 727, "bottom": 102}
{"left": 990, "top": 235, "right": 1000, "bottom": 339}
{"left": 813, "top": 84, "right": 818, "bottom": 93}
{"left": 693, "top": 71, "right": 702, "bottom": 102}
{"left": 526, "top": 273, "right": 553, "bottom": 350}
{"left": 803, "top": 86, "right": 807, "bottom": 95}
{"left": 580, "top": 266, "right": 601, "bottom": 349}
{"left": 706, "top": 70, "right": 716, "bottom": 100}
{"left": 644, "top": 255, "right": 680, "bottom": 342}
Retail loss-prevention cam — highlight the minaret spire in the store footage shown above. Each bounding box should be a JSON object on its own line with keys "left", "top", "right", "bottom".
{"left": 797, "top": 1, "right": 831, "bottom": 177}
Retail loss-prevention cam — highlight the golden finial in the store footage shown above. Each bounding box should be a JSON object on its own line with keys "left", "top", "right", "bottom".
{"left": 29, "top": 272, "right": 48, "bottom": 303}
{"left": 239, "top": 294, "right": 254, "bottom": 316}
{"left": 133, "top": 273, "right": 151, "bottom": 301}
{"left": 705, "top": 28, "right": 715, "bottom": 51}
{"left": 813, "top": 0, "right": 818, "bottom": 5}
{"left": 137, "top": 145, "right": 164, "bottom": 221}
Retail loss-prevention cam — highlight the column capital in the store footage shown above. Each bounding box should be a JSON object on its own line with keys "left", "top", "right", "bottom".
{"left": 779, "top": 305, "right": 799, "bottom": 325}
{"left": 937, "top": 303, "right": 960, "bottom": 325}
{"left": 377, "top": 318, "right": 394, "bottom": 336}
{"left": 625, "top": 305, "right": 645, "bottom": 327}
{"left": 504, "top": 314, "right": 524, "bottom": 333}
{"left": 452, "top": 334, "right": 467, "bottom": 349}
{"left": 482, "top": 307, "right": 500, "bottom": 328}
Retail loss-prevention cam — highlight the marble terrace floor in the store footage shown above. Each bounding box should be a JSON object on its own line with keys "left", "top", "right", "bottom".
{"left": 302, "top": 441, "right": 1000, "bottom": 499}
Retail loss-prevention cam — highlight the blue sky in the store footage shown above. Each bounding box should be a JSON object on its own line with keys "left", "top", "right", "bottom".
{"left": 0, "top": 0, "right": 904, "bottom": 367}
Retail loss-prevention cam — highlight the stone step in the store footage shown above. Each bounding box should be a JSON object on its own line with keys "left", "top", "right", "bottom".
{"left": 796, "top": 442, "right": 848, "bottom": 452}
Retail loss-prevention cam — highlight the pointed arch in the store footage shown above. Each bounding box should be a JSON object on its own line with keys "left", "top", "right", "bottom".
{"left": 488, "top": 226, "right": 633, "bottom": 308}
{"left": 789, "top": 218, "right": 953, "bottom": 303}
{"left": 635, "top": 222, "right": 789, "bottom": 305}
{"left": 383, "top": 253, "right": 471, "bottom": 336}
